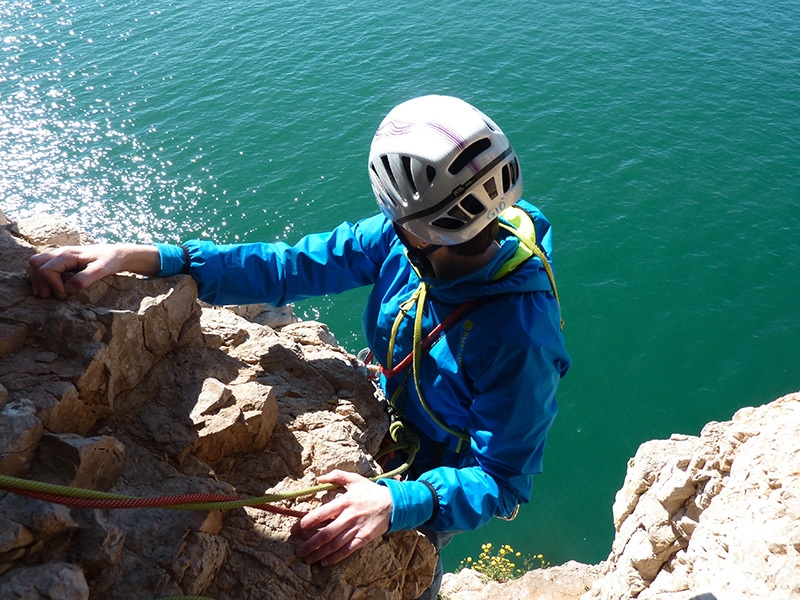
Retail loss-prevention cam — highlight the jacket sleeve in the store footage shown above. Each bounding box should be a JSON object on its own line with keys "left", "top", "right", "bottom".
{"left": 155, "top": 214, "right": 393, "bottom": 306}
{"left": 380, "top": 291, "right": 568, "bottom": 532}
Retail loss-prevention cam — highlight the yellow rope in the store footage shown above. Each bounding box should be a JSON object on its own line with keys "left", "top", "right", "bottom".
{"left": 411, "top": 283, "right": 469, "bottom": 452}
{"left": 386, "top": 286, "right": 423, "bottom": 370}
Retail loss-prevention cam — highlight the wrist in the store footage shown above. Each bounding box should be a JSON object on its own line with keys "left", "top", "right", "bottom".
{"left": 118, "top": 244, "right": 161, "bottom": 276}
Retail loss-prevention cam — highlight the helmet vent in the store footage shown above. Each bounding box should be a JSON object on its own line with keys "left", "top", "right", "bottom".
{"left": 427, "top": 165, "right": 436, "bottom": 183}
{"left": 501, "top": 157, "right": 520, "bottom": 193}
{"left": 430, "top": 195, "right": 486, "bottom": 232}
{"left": 460, "top": 194, "right": 485, "bottom": 215}
{"left": 448, "top": 137, "right": 492, "bottom": 175}
{"left": 483, "top": 177, "right": 498, "bottom": 199}
{"left": 431, "top": 217, "right": 463, "bottom": 231}
{"left": 402, "top": 156, "right": 418, "bottom": 197}
{"left": 381, "top": 155, "right": 401, "bottom": 195}
{"left": 448, "top": 205, "right": 469, "bottom": 222}
{"left": 371, "top": 163, "right": 397, "bottom": 208}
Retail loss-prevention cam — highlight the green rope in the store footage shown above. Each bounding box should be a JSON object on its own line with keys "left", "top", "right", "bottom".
{"left": 0, "top": 474, "right": 336, "bottom": 511}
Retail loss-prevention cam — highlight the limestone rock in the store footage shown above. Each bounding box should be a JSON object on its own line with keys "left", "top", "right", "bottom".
{"left": 0, "top": 322, "right": 27, "bottom": 358}
{"left": 34, "top": 433, "right": 126, "bottom": 490}
{"left": 71, "top": 509, "right": 125, "bottom": 569}
{"left": 0, "top": 561, "right": 89, "bottom": 600}
{"left": 0, "top": 491, "right": 79, "bottom": 552}
{"left": 441, "top": 393, "right": 800, "bottom": 600}
{"left": 441, "top": 561, "right": 603, "bottom": 600}
{"left": 218, "top": 301, "right": 300, "bottom": 329}
{"left": 584, "top": 392, "right": 800, "bottom": 600}
{"left": 14, "top": 214, "right": 94, "bottom": 247}
{"left": 0, "top": 398, "right": 43, "bottom": 477}
{"left": 0, "top": 515, "right": 34, "bottom": 555}
{"left": 0, "top": 216, "right": 435, "bottom": 599}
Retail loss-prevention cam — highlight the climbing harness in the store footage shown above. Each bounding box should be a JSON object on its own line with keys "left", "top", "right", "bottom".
{"left": 368, "top": 206, "right": 563, "bottom": 454}
{"left": 384, "top": 282, "right": 473, "bottom": 452}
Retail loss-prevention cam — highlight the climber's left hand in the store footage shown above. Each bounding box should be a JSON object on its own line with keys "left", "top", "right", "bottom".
{"left": 292, "top": 470, "right": 392, "bottom": 566}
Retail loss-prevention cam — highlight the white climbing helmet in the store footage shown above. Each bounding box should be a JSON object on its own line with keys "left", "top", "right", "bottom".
{"left": 368, "top": 95, "right": 522, "bottom": 246}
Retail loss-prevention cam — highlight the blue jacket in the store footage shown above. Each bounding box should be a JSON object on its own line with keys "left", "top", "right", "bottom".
{"left": 156, "top": 200, "right": 570, "bottom": 533}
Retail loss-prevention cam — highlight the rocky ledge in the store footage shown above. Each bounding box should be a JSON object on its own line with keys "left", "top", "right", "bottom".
{"left": 0, "top": 212, "right": 436, "bottom": 600}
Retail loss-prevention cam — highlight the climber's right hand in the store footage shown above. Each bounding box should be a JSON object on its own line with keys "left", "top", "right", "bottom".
{"left": 27, "top": 244, "right": 161, "bottom": 300}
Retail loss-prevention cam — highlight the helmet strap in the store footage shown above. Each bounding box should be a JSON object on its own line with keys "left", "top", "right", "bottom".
{"left": 392, "top": 223, "right": 441, "bottom": 270}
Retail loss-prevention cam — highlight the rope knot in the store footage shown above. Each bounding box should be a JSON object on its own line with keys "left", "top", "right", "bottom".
{"left": 389, "top": 420, "right": 420, "bottom": 451}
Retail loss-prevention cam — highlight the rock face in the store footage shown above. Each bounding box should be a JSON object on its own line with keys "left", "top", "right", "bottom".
{"left": 583, "top": 392, "right": 800, "bottom": 600}
{"left": 0, "top": 212, "right": 436, "bottom": 600}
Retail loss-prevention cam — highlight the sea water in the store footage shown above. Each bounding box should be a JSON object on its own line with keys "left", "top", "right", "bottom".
{"left": 2, "top": 0, "right": 799, "bottom": 571}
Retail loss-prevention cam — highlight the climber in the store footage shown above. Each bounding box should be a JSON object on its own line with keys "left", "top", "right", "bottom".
{"left": 27, "top": 95, "right": 570, "bottom": 600}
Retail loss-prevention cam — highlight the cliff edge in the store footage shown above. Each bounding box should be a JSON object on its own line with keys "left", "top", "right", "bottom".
{"left": 0, "top": 211, "right": 436, "bottom": 600}
{"left": 582, "top": 390, "right": 800, "bottom": 600}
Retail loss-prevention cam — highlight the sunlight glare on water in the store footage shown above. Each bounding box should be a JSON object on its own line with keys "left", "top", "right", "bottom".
{"left": 0, "top": 0, "right": 209, "bottom": 242}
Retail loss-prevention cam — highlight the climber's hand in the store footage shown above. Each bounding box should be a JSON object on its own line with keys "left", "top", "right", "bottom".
{"left": 27, "top": 244, "right": 160, "bottom": 300}
{"left": 292, "top": 470, "right": 392, "bottom": 566}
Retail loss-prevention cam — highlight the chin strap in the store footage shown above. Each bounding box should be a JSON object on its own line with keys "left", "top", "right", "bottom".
{"left": 392, "top": 222, "right": 440, "bottom": 271}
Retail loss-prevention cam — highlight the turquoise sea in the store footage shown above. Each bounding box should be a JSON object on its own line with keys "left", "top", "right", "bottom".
{"left": 2, "top": 0, "right": 799, "bottom": 573}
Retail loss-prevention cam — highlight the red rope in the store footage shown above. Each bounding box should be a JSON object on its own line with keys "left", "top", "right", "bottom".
{"left": 381, "top": 298, "right": 482, "bottom": 378}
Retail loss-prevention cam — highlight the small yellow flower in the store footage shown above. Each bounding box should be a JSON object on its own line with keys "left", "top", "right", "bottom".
{"left": 457, "top": 542, "right": 548, "bottom": 582}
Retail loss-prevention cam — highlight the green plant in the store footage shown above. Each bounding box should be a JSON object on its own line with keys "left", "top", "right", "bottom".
{"left": 457, "top": 542, "right": 549, "bottom": 582}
